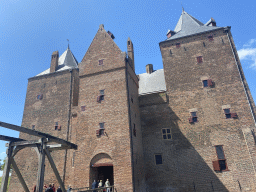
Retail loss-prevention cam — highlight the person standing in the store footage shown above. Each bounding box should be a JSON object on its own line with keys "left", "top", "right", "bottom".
{"left": 98, "top": 180, "right": 103, "bottom": 188}
{"left": 45, "top": 184, "right": 54, "bottom": 192}
{"left": 52, "top": 183, "right": 56, "bottom": 192}
{"left": 67, "top": 185, "right": 72, "bottom": 192}
{"left": 57, "top": 186, "right": 62, "bottom": 192}
{"left": 92, "top": 180, "right": 97, "bottom": 192}
{"left": 105, "top": 179, "right": 110, "bottom": 192}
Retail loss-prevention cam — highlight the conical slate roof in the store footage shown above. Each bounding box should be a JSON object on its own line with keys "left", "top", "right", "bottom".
{"left": 36, "top": 46, "right": 78, "bottom": 76}
{"left": 165, "top": 10, "right": 222, "bottom": 41}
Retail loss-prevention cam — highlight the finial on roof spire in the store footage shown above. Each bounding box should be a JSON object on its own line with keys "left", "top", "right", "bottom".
{"left": 181, "top": 2, "right": 184, "bottom": 12}
{"left": 67, "top": 39, "right": 70, "bottom": 49}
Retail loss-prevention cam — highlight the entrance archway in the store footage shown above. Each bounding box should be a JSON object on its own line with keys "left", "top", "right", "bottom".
{"left": 90, "top": 153, "right": 114, "bottom": 187}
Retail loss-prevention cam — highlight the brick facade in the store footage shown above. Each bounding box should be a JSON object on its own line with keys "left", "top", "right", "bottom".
{"left": 8, "top": 13, "right": 256, "bottom": 192}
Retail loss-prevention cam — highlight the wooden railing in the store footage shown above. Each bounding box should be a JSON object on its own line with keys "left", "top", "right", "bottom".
{"left": 75, "top": 185, "right": 115, "bottom": 192}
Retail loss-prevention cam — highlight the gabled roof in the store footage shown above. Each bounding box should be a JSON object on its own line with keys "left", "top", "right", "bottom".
{"left": 36, "top": 46, "right": 78, "bottom": 76}
{"left": 164, "top": 10, "right": 222, "bottom": 41}
{"left": 138, "top": 69, "right": 166, "bottom": 95}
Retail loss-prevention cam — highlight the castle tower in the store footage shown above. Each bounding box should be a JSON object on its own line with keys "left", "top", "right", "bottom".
{"left": 70, "top": 24, "right": 145, "bottom": 192}
{"left": 8, "top": 46, "right": 79, "bottom": 191}
{"left": 153, "top": 10, "right": 256, "bottom": 191}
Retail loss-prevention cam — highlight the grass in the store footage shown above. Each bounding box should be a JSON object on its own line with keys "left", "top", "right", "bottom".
{"left": 0, "top": 176, "right": 11, "bottom": 191}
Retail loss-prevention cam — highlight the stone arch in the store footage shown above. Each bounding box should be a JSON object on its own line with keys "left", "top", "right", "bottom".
{"left": 89, "top": 153, "right": 113, "bottom": 187}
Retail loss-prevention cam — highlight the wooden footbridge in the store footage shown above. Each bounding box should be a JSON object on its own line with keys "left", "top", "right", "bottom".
{"left": 0, "top": 121, "right": 77, "bottom": 192}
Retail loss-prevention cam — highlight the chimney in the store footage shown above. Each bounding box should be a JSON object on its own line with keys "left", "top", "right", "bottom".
{"left": 206, "top": 18, "right": 216, "bottom": 26}
{"left": 146, "top": 64, "right": 153, "bottom": 74}
{"left": 50, "top": 51, "right": 59, "bottom": 73}
{"left": 166, "top": 30, "right": 175, "bottom": 38}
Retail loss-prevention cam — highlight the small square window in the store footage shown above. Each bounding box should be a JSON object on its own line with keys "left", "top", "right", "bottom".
{"left": 162, "top": 128, "right": 171, "bottom": 140}
{"left": 213, "top": 145, "right": 228, "bottom": 171}
{"left": 208, "top": 35, "right": 214, "bottom": 41}
{"left": 197, "top": 56, "right": 203, "bottom": 63}
{"left": 32, "top": 125, "right": 35, "bottom": 130}
{"left": 37, "top": 94, "right": 43, "bottom": 100}
{"left": 100, "top": 90, "right": 105, "bottom": 95}
{"left": 203, "top": 80, "right": 208, "bottom": 87}
{"left": 224, "top": 109, "right": 231, "bottom": 119}
{"left": 203, "top": 79, "right": 214, "bottom": 88}
{"left": 81, "top": 106, "right": 86, "bottom": 111}
{"left": 99, "top": 122, "right": 105, "bottom": 129}
{"left": 99, "top": 59, "right": 104, "bottom": 65}
{"left": 55, "top": 122, "right": 61, "bottom": 130}
{"left": 81, "top": 105, "right": 85, "bottom": 111}
{"left": 155, "top": 154, "right": 163, "bottom": 165}
{"left": 176, "top": 43, "right": 181, "bottom": 48}
{"left": 189, "top": 112, "right": 198, "bottom": 123}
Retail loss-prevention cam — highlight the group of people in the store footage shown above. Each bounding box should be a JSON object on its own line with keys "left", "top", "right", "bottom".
{"left": 32, "top": 183, "right": 68, "bottom": 192}
{"left": 92, "top": 179, "right": 111, "bottom": 192}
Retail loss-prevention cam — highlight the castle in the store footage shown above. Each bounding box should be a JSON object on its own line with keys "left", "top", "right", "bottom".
{"left": 9, "top": 10, "right": 256, "bottom": 192}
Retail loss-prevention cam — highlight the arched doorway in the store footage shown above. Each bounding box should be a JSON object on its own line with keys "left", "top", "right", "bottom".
{"left": 90, "top": 153, "right": 114, "bottom": 187}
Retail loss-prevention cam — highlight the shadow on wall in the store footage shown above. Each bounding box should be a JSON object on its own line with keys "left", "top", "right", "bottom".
{"left": 139, "top": 93, "right": 229, "bottom": 192}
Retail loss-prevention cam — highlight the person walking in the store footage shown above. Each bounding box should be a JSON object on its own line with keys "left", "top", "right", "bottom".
{"left": 105, "top": 179, "right": 110, "bottom": 192}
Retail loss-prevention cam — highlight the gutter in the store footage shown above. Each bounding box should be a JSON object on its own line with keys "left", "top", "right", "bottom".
{"left": 62, "top": 69, "right": 73, "bottom": 183}
{"left": 159, "top": 27, "right": 224, "bottom": 45}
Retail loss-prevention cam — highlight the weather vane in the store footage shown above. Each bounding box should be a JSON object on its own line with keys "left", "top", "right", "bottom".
{"left": 181, "top": 2, "right": 184, "bottom": 12}
{"left": 67, "top": 39, "right": 69, "bottom": 49}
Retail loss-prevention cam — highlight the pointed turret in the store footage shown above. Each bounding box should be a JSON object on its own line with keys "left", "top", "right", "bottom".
{"left": 127, "top": 37, "right": 134, "bottom": 70}
{"left": 163, "top": 10, "right": 221, "bottom": 41}
{"left": 36, "top": 47, "right": 78, "bottom": 76}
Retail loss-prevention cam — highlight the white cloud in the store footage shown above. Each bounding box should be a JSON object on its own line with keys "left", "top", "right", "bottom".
{"left": 238, "top": 39, "right": 256, "bottom": 69}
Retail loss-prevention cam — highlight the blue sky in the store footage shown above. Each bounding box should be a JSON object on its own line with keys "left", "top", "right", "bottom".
{"left": 1, "top": 0, "right": 256, "bottom": 175}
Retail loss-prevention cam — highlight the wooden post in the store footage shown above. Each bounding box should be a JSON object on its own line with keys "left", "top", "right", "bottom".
{"left": 36, "top": 139, "right": 46, "bottom": 192}
{"left": 44, "top": 147, "right": 67, "bottom": 192}
{"left": 0, "top": 143, "right": 13, "bottom": 192}
{"left": 10, "top": 157, "right": 29, "bottom": 192}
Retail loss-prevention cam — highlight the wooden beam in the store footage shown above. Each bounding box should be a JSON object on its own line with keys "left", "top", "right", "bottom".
{"left": 47, "top": 144, "right": 70, "bottom": 151}
{"left": 0, "top": 121, "right": 77, "bottom": 150}
{"left": 0, "top": 145, "right": 13, "bottom": 192}
{"left": 10, "top": 157, "right": 29, "bottom": 192}
{"left": 36, "top": 139, "right": 46, "bottom": 192}
{"left": 44, "top": 147, "right": 67, "bottom": 192}
{"left": 10, "top": 139, "right": 45, "bottom": 147}
{"left": 0, "top": 134, "right": 24, "bottom": 142}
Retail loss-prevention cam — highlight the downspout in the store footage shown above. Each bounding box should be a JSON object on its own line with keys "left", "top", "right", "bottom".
{"left": 63, "top": 69, "right": 73, "bottom": 183}
{"left": 225, "top": 27, "right": 256, "bottom": 126}
{"left": 125, "top": 59, "right": 136, "bottom": 192}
